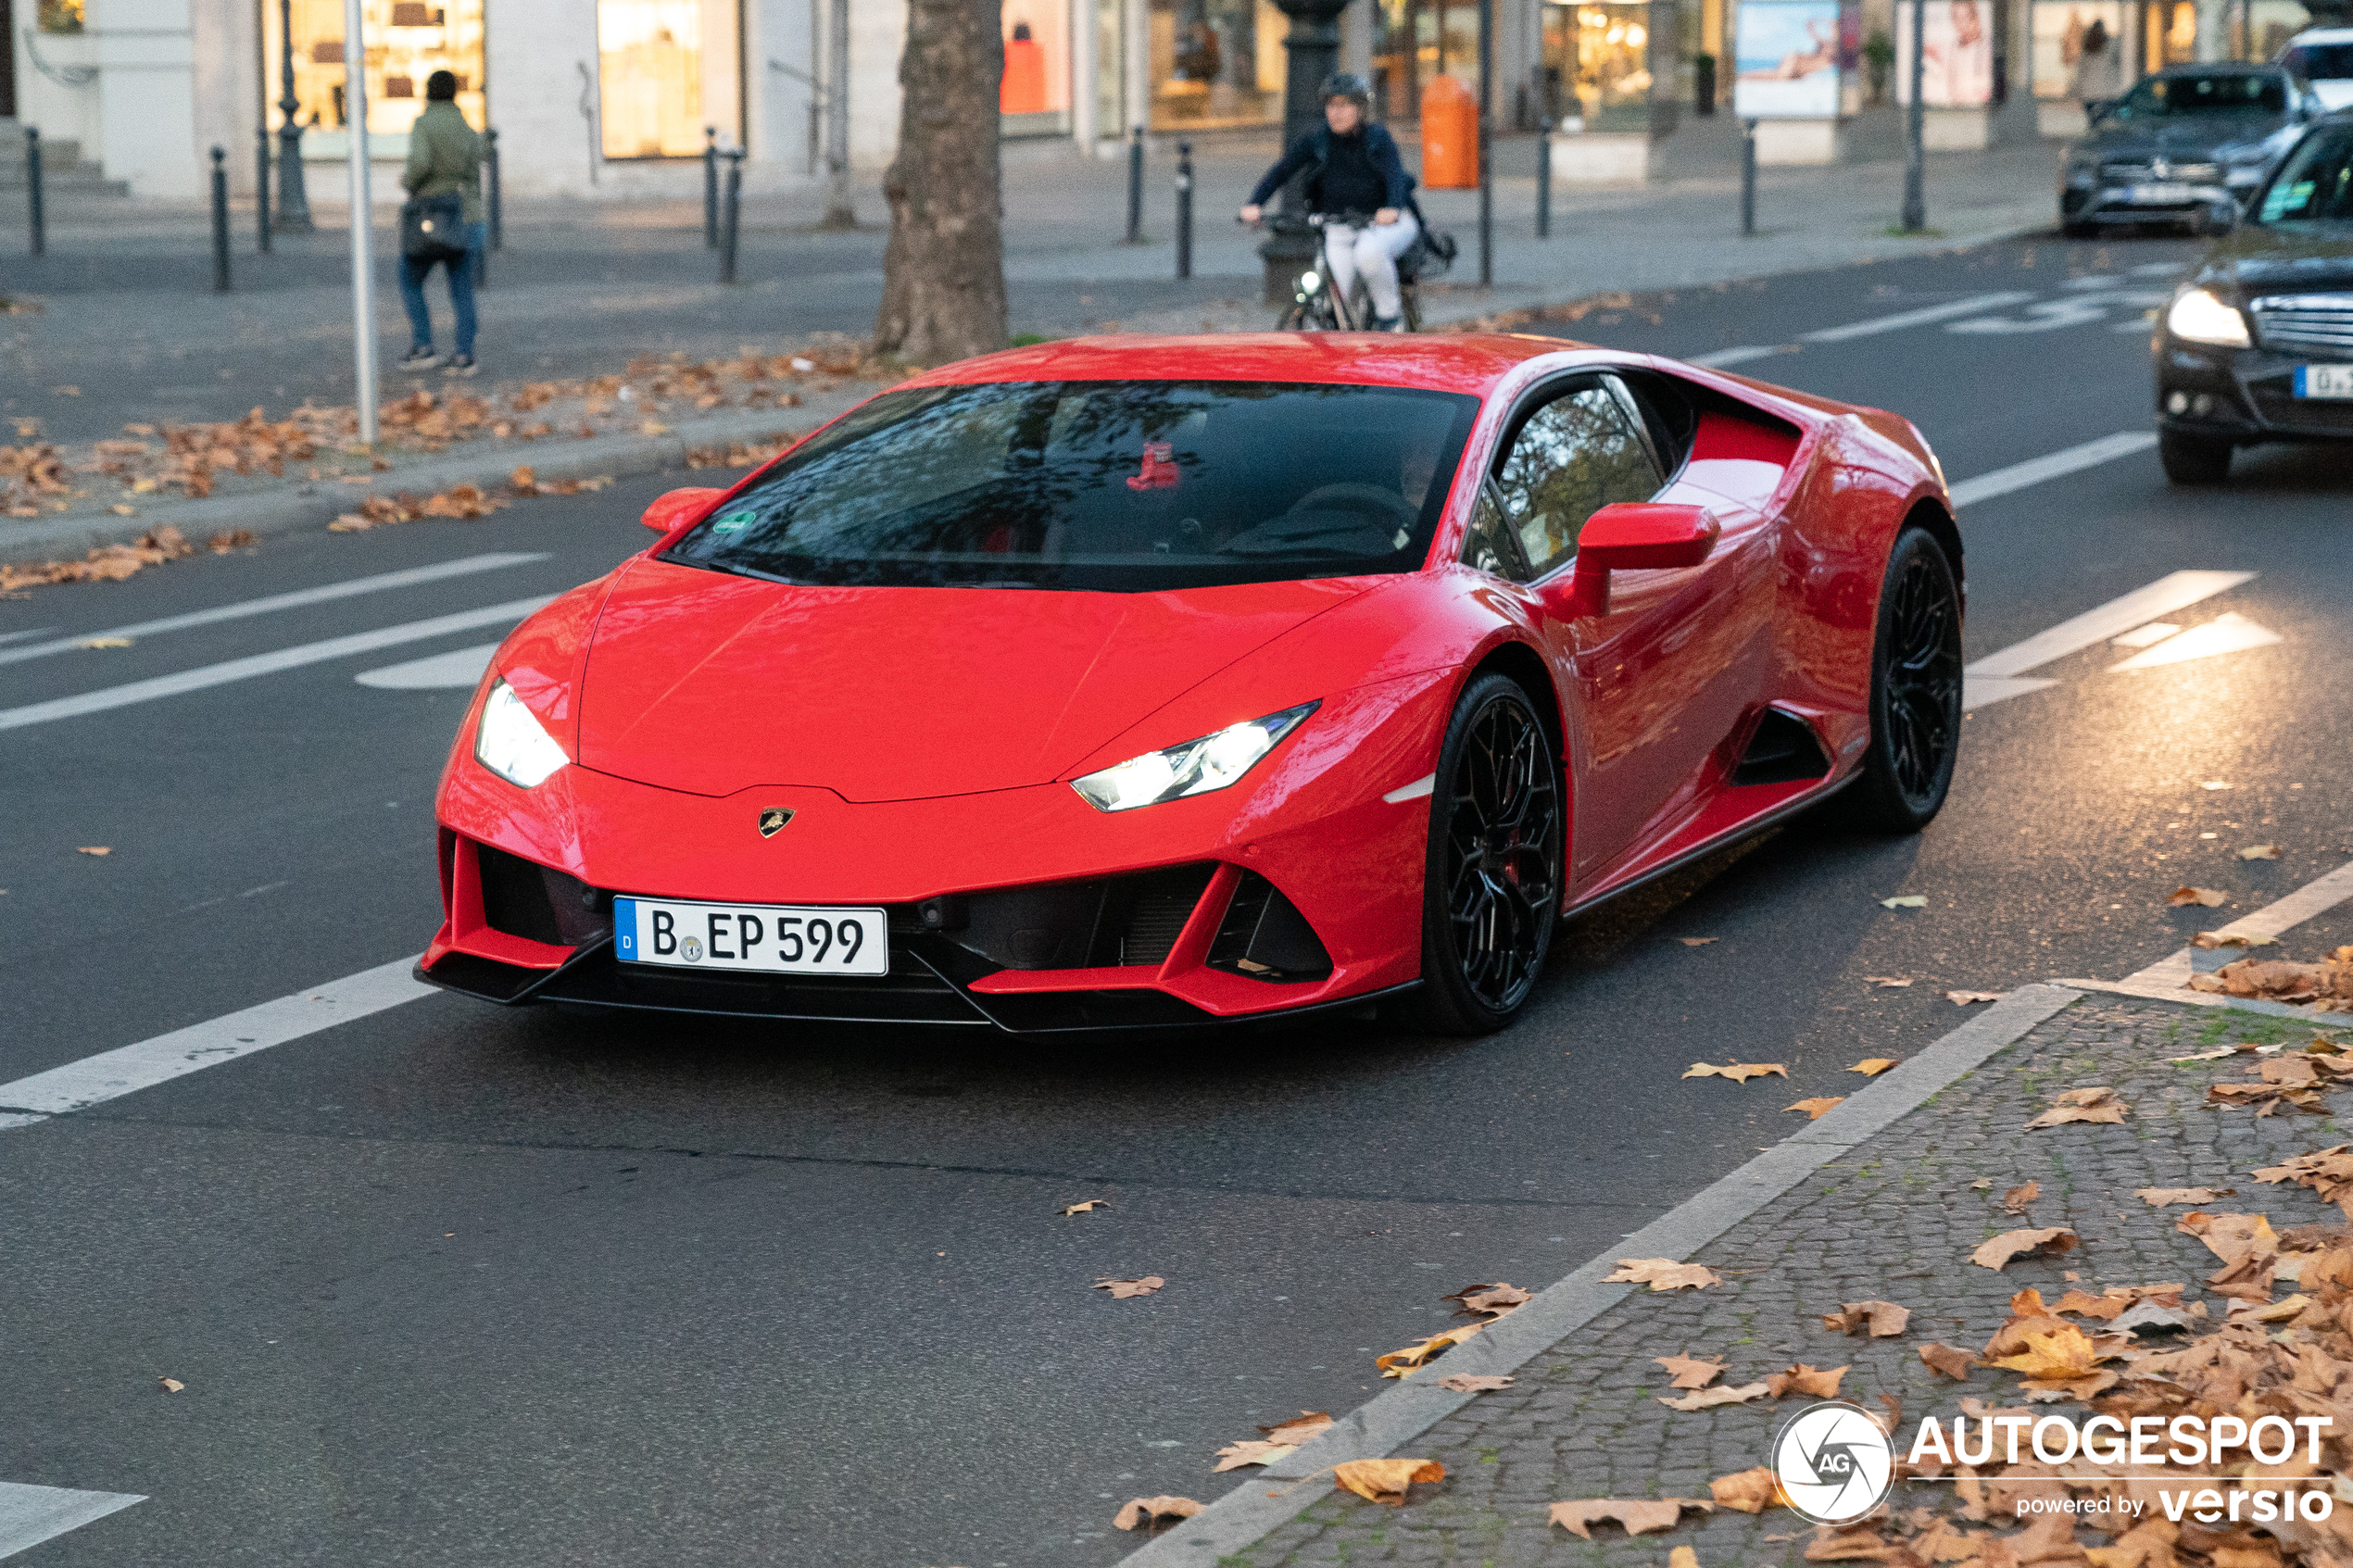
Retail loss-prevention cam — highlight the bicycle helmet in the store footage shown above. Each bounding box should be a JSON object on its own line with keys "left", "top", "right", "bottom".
{"left": 1319, "top": 71, "right": 1374, "bottom": 108}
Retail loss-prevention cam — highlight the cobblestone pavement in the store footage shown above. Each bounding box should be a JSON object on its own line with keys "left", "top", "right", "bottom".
{"left": 1223, "top": 995, "right": 2353, "bottom": 1566}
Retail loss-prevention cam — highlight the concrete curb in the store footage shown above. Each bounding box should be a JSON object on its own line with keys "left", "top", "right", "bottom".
{"left": 1117, "top": 982, "right": 2086, "bottom": 1567}
{"left": 0, "top": 398, "right": 869, "bottom": 569}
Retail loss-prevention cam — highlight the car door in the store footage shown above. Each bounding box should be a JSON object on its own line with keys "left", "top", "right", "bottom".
{"left": 1471, "top": 372, "right": 1769, "bottom": 883}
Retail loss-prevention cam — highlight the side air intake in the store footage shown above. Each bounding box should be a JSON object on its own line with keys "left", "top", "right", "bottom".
{"left": 1730, "top": 709, "right": 1831, "bottom": 787}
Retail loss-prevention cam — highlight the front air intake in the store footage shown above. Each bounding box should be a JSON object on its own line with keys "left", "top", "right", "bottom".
{"left": 1207, "top": 872, "right": 1334, "bottom": 983}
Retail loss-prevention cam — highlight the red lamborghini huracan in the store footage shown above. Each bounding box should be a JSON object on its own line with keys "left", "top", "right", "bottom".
{"left": 420, "top": 333, "right": 1962, "bottom": 1035}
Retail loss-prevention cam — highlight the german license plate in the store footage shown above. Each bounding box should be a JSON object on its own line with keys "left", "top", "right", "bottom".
{"left": 2295, "top": 364, "right": 2353, "bottom": 399}
{"left": 2127, "top": 182, "right": 2196, "bottom": 203}
{"left": 613, "top": 897, "right": 887, "bottom": 976}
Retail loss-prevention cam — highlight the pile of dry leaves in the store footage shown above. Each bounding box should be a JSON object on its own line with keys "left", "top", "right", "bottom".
{"left": 0, "top": 525, "right": 253, "bottom": 594}
{"left": 2193, "top": 952, "right": 2353, "bottom": 1014}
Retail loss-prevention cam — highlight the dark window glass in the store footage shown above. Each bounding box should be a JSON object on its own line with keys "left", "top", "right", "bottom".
{"left": 2111, "top": 71, "right": 2288, "bottom": 118}
{"left": 2285, "top": 44, "right": 2353, "bottom": 81}
{"left": 662, "top": 380, "right": 1479, "bottom": 592}
{"left": 2258, "top": 129, "right": 2353, "bottom": 224}
{"left": 1488, "top": 380, "right": 1662, "bottom": 580}
{"left": 1460, "top": 482, "right": 1534, "bottom": 581}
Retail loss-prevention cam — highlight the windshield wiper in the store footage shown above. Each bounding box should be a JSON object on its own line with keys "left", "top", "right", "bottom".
{"left": 667, "top": 553, "right": 798, "bottom": 586}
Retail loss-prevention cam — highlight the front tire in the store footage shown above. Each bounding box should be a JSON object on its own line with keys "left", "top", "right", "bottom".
{"left": 1851, "top": 527, "right": 1963, "bottom": 834}
{"left": 2158, "top": 428, "right": 2233, "bottom": 485}
{"left": 1409, "top": 673, "right": 1565, "bottom": 1035}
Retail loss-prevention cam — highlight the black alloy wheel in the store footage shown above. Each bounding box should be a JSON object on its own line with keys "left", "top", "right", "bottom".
{"left": 2158, "top": 428, "right": 2233, "bottom": 485}
{"left": 1852, "top": 528, "right": 1964, "bottom": 834}
{"left": 1410, "top": 673, "right": 1564, "bottom": 1035}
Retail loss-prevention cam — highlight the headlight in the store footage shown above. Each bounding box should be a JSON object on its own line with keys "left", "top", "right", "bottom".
{"left": 1299, "top": 270, "right": 1322, "bottom": 293}
{"left": 474, "top": 677, "right": 569, "bottom": 788}
{"left": 2165, "top": 288, "right": 2249, "bottom": 347}
{"left": 1071, "top": 701, "right": 1317, "bottom": 813}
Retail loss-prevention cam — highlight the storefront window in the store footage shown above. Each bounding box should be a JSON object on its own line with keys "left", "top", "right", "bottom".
{"left": 264, "top": 0, "right": 486, "bottom": 153}
{"left": 1149, "top": 0, "right": 1284, "bottom": 131}
{"left": 597, "top": 0, "right": 741, "bottom": 158}
{"left": 37, "top": 0, "right": 83, "bottom": 34}
{"left": 1002, "top": 6, "right": 1072, "bottom": 136}
{"left": 1374, "top": 0, "right": 1488, "bottom": 120}
{"left": 2142, "top": 0, "right": 2195, "bottom": 70}
{"left": 1568, "top": 2, "right": 1655, "bottom": 129}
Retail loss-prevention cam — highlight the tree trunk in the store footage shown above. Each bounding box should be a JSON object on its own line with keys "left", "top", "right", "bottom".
{"left": 874, "top": 0, "right": 1009, "bottom": 365}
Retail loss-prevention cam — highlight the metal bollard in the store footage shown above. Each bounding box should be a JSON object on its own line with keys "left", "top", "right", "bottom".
{"left": 26, "top": 128, "right": 45, "bottom": 258}
{"left": 1175, "top": 141, "right": 1193, "bottom": 281}
{"left": 486, "top": 128, "right": 503, "bottom": 251}
{"left": 703, "top": 127, "right": 720, "bottom": 248}
{"left": 210, "top": 146, "right": 233, "bottom": 292}
{"left": 1536, "top": 117, "right": 1553, "bottom": 240}
{"left": 256, "top": 128, "right": 273, "bottom": 252}
{"left": 1740, "top": 119, "right": 1757, "bottom": 237}
{"left": 718, "top": 149, "right": 744, "bottom": 283}
{"left": 1125, "top": 124, "right": 1143, "bottom": 245}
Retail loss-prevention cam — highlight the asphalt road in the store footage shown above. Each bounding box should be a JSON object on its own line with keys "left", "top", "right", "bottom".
{"left": 6, "top": 232, "right": 2351, "bottom": 1568}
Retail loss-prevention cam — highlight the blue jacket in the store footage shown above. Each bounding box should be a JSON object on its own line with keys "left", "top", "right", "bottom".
{"left": 1248, "top": 124, "right": 1418, "bottom": 215}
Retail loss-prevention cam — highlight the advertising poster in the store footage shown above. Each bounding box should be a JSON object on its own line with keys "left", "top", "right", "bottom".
{"left": 1732, "top": 0, "right": 1843, "bottom": 118}
{"left": 1895, "top": 0, "right": 1994, "bottom": 107}
{"left": 2029, "top": 0, "right": 2126, "bottom": 101}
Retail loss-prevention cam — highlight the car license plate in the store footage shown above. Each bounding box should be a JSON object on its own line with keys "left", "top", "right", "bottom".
{"left": 2127, "top": 182, "right": 2196, "bottom": 203}
{"left": 613, "top": 897, "right": 887, "bottom": 976}
{"left": 2295, "top": 364, "right": 2353, "bottom": 400}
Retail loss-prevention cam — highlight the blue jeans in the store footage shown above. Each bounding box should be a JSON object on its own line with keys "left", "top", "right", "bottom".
{"left": 399, "top": 220, "right": 484, "bottom": 357}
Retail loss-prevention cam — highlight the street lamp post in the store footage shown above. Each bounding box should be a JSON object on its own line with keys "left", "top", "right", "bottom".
{"left": 274, "top": 0, "right": 314, "bottom": 231}
{"left": 1901, "top": 0, "right": 1927, "bottom": 232}
{"left": 1258, "top": 0, "right": 1354, "bottom": 305}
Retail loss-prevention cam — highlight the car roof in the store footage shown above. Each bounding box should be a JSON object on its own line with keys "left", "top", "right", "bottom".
{"left": 902, "top": 333, "right": 1570, "bottom": 398}
{"left": 2286, "top": 25, "right": 2353, "bottom": 42}
{"left": 2146, "top": 59, "right": 2284, "bottom": 75}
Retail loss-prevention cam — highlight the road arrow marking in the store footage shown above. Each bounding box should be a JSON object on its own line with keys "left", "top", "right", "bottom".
{"left": 0, "top": 1482, "right": 144, "bottom": 1561}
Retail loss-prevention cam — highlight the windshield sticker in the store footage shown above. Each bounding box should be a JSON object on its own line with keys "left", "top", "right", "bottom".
{"left": 1126, "top": 441, "right": 1180, "bottom": 492}
{"left": 712, "top": 508, "right": 760, "bottom": 533}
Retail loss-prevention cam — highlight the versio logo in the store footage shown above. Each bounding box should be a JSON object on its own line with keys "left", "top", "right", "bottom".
{"left": 1772, "top": 1401, "right": 1894, "bottom": 1525}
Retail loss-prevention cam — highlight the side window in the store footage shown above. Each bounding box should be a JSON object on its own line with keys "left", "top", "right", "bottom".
{"left": 1460, "top": 480, "right": 1534, "bottom": 581}
{"left": 1491, "top": 379, "right": 1663, "bottom": 580}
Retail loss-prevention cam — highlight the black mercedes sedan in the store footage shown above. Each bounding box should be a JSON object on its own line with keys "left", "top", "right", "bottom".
{"left": 2060, "top": 63, "right": 2323, "bottom": 237}
{"left": 2153, "top": 112, "right": 2353, "bottom": 483}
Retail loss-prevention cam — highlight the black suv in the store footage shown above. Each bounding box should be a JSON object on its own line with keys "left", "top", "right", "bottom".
{"left": 2152, "top": 112, "right": 2353, "bottom": 483}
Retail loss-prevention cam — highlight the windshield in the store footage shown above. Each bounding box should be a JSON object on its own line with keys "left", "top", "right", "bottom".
{"left": 2108, "top": 72, "right": 2287, "bottom": 118}
{"left": 2283, "top": 43, "right": 2353, "bottom": 81}
{"left": 2256, "top": 127, "right": 2353, "bottom": 224}
{"left": 662, "top": 380, "right": 1481, "bottom": 592}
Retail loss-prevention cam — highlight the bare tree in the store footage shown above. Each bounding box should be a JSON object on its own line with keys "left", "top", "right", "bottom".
{"left": 874, "top": 0, "right": 1009, "bottom": 365}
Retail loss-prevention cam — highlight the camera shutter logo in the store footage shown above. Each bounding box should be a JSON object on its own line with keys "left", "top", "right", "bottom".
{"left": 1771, "top": 1401, "right": 1894, "bottom": 1525}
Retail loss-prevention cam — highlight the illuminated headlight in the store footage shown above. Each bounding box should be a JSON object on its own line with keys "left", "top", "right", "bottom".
{"left": 2165, "top": 288, "right": 2249, "bottom": 347}
{"left": 1299, "top": 270, "right": 1322, "bottom": 293}
{"left": 474, "top": 677, "right": 569, "bottom": 788}
{"left": 2225, "top": 165, "right": 2265, "bottom": 187}
{"left": 1071, "top": 701, "right": 1317, "bottom": 813}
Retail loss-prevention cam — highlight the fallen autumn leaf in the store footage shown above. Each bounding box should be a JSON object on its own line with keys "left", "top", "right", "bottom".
{"left": 1113, "top": 1496, "right": 1201, "bottom": 1531}
{"left": 2134, "top": 1185, "right": 2234, "bottom": 1206}
{"left": 1766, "top": 1362, "right": 1848, "bottom": 1399}
{"left": 1881, "top": 895, "right": 1928, "bottom": 909}
{"left": 1332, "top": 1459, "right": 1443, "bottom": 1506}
{"left": 1681, "top": 1061, "right": 1788, "bottom": 1083}
{"left": 1678, "top": 937, "right": 1719, "bottom": 947}
{"left": 1947, "top": 990, "right": 2006, "bottom": 1005}
{"left": 2003, "top": 1180, "right": 2040, "bottom": 1214}
{"left": 1654, "top": 1352, "right": 1726, "bottom": 1388}
{"left": 1058, "top": 1199, "right": 1110, "bottom": 1215}
{"left": 1093, "top": 1275, "right": 1164, "bottom": 1299}
{"left": 2240, "top": 844, "right": 2281, "bottom": 860}
{"left": 2025, "top": 1086, "right": 2129, "bottom": 1129}
{"left": 76, "top": 846, "right": 111, "bottom": 856}
{"left": 158, "top": 1376, "right": 184, "bottom": 1393}
{"left": 1604, "top": 1258, "right": 1720, "bottom": 1291}
{"left": 1918, "top": 1342, "right": 1976, "bottom": 1380}
{"left": 2168, "top": 886, "right": 2230, "bottom": 908}
{"left": 1786, "top": 1097, "right": 1845, "bottom": 1120}
{"left": 1969, "top": 1226, "right": 2078, "bottom": 1270}
{"left": 1848, "top": 1059, "right": 1898, "bottom": 1076}
{"left": 1656, "top": 1381, "right": 1771, "bottom": 1411}
{"left": 1708, "top": 1466, "right": 1788, "bottom": 1513}
{"left": 1548, "top": 1498, "right": 1713, "bottom": 1538}
{"left": 1434, "top": 1374, "right": 1514, "bottom": 1392}
{"left": 1863, "top": 975, "right": 1914, "bottom": 987}
{"left": 1818, "top": 1300, "right": 1910, "bottom": 1337}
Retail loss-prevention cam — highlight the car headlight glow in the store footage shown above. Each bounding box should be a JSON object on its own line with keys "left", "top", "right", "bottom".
{"left": 1299, "top": 270, "right": 1322, "bottom": 293}
{"left": 474, "top": 677, "right": 570, "bottom": 788}
{"left": 1071, "top": 701, "right": 1318, "bottom": 813}
{"left": 2166, "top": 288, "right": 2249, "bottom": 347}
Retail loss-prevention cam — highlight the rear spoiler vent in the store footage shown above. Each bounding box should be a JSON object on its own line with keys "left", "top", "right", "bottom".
{"left": 1730, "top": 709, "right": 1831, "bottom": 787}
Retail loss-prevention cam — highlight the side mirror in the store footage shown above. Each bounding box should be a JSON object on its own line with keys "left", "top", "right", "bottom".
{"left": 1554, "top": 503, "right": 1719, "bottom": 618}
{"left": 641, "top": 486, "right": 724, "bottom": 534}
{"left": 2085, "top": 97, "right": 2116, "bottom": 123}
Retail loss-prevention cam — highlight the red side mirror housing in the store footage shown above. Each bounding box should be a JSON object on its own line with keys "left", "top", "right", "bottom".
{"left": 641, "top": 486, "right": 725, "bottom": 534}
{"left": 1556, "top": 504, "right": 1719, "bottom": 618}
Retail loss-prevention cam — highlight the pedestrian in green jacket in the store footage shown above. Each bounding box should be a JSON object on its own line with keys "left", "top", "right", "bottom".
{"left": 396, "top": 71, "right": 485, "bottom": 376}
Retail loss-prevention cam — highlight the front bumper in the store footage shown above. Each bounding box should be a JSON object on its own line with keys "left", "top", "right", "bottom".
{"left": 2061, "top": 180, "right": 2243, "bottom": 230}
{"left": 2153, "top": 336, "right": 2353, "bottom": 445}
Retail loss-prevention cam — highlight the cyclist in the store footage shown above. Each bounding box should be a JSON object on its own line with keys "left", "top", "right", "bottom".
{"left": 1238, "top": 72, "right": 1421, "bottom": 332}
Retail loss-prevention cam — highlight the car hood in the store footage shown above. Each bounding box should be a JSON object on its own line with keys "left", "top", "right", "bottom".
{"left": 2075, "top": 115, "right": 2287, "bottom": 160}
{"left": 574, "top": 558, "right": 1372, "bottom": 801}
{"left": 2194, "top": 224, "right": 2353, "bottom": 295}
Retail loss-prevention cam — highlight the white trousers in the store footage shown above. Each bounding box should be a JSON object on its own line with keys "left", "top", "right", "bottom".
{"left": 1323, "top": 210, "right": 1419, "bottom": 322}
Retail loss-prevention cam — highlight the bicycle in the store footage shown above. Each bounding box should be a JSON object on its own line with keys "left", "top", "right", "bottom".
{"left": 1249, "top": 211, "right": 1450, "bottom": 332}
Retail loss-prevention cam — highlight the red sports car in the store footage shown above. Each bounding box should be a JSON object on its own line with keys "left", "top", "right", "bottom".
{"left": 421, "top": 333, "right": 1962, "bottom": 1035}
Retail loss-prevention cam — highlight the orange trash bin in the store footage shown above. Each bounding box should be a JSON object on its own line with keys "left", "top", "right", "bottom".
{"left": 1420, "top": 75, "right": 1478, "bottom": 189}
{"left": 1001, "top": 23, "right": 1049, "bottom": 116}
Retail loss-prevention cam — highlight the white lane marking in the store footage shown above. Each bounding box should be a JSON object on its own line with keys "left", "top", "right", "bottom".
{"left": 2110, "top": 621, "right": 2180, "bottom": 648}
{"left": 1689, "top": 345, "right": 1786, "bottom": 368}
{"left": 1947, "top": 430, "right": 2159, "bottom": 509}
{"left": 356, "top": 641, "right": 498, "bottom": 690}
{"left": 1946, "top": 297, "right": 2120, "bottom": 334}
{"left": 0, "top": 596, "right": 553, "bottom": 732}
{"left": 1960, "top": 674, "right": 2058, "bottom": 709}
{"left": 0, "top": 1483, "right": 145, "bottom": 1560}
{"left": 0, "top": 553, "right": 547, "bottom": 670}
{"left": 2132, "top": 260, "right": 2187, "bottom": 277}
{"left": 0, "top": 628, "right": 58, "bottom": 647}
{"left": 1798, "top": 291, "right": 2036, "bottom": 343}
{"left": 1382, "top": 772, "right": 1436, "bottom": 804}
{"left": 2080, "top": 859, "right": 2353, "bottom": 999}
{"left": 0, "top": 957, "right": 432, "bottom": 1126}
{"left": 1966, "top": 570, "right": 2255, "bottom": 677}
{"left": 2108, "top": 610, "right": 2283, "bottom": 671}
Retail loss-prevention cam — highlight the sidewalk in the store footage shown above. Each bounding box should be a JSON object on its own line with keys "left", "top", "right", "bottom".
{"left": 1139, "top": 976, "right": 2353, "bottom": 1567}
{"left": 1, "top": 103, "right": 2063, "bottom": 570}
